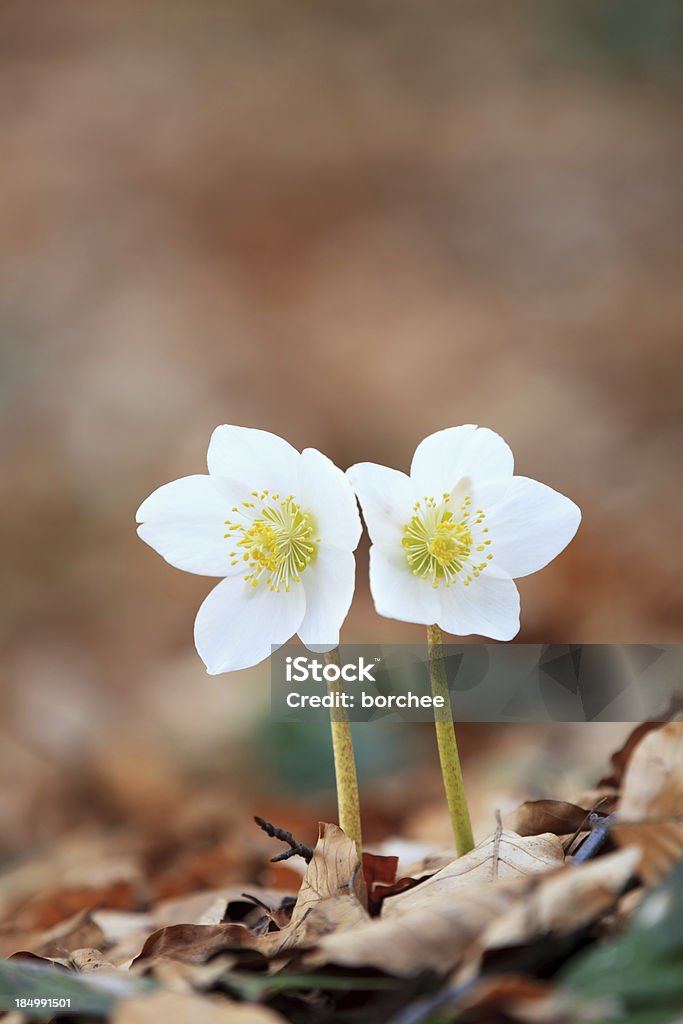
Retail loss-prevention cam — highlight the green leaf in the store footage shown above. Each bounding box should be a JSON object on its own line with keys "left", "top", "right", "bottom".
{"left": 221, "top": 970, "right": 401, "bottom": 998}
{"left": 562, "top": 859, "right": 683, "bottom": 1020}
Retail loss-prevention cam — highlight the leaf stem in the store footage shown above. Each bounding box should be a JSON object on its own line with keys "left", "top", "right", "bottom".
{"left": 427, "top": 624, "right": 475, "bottom": 856}
{"left": 325, "top": 647, "right": 362, "bottom": 858}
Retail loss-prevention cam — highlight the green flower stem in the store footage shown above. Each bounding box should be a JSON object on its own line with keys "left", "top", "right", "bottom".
{"left": 324, "top": 647, "right": 363, "bottom": 858}
{"left": 427, "top": 623, "right": 475, "bottom": 856}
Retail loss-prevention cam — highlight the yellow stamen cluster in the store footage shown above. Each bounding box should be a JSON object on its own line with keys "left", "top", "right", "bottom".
{"left": 401, "top": 493, "right": 492, "bottom": 589}
{"left": 224, "top": 490, "right": 319, "bottom": 593}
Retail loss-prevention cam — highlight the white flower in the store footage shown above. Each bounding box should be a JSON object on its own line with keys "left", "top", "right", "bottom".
{"left": 136, "top": 426, "right": 361, "bottom": 673}
{"left": 347, "top": 425, "right": 581, "bottom": 640}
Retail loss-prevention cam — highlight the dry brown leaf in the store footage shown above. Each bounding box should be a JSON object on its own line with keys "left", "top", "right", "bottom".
{"left": 598, "top": 721, "right": 666, "bottom": 789}
{"left": 307, "top": 876, "right": 525, "bottom": 975}
{"left": 37, "top": 909, "right": 107, "bottom": 957}
{"left": 288, "top": 822, "right": 367, "bottom": 919}
{"left": 258, "top": 822, "right": 369, "bottom": 957}
{"left": 9, "top": 950, "right": 71, "bottom": 969}
{"left": 504, "top": 800, "right": 591, "bottom": 838}
{"left": 613, "top": 722, "right": 683, "bottom": 883}
{"left": 9, "top": 908, "right": 108, "bottom": 961}
{"left": 598, "top": 700, "right": 683, "bottom": 790}
{"left": 356, "top": 853, "right": 421, "bottom": 916}
{"left": 133, "top": 923, "right": 259, "bottom": 968}
{"left": 112, "top": 990, "right": 285, "bottom": 1024}
{"left": 616, "top": 820, "right": 683, "bottom": 885}
{"left": 70, "top": 947, "right": 116, "bottom": 971}
{"left": 362, "top": 853, "right": 398, "bottom": 902}
{"left": 381, "top": 830, "right": 565, "bottom": 918}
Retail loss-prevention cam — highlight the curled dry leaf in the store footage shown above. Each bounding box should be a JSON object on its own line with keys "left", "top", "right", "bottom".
{"left": 598, "top": 700, "right": 683, "bottom": 790}
{"left": 382, "top": 830, "right": 565, "bottom": 918}
{"left": 598, "top": 722, "right": 666, "bottom": 790}
{"left": 111, "top": 990, "right": 286, "bottom": 1024}
{"left": 504, "top": 800, "right": 591, "bottom": 838}
{"left": 133, "top": 922, "right": 264, "bottom": 968}
{"left": 288, "top": 823, "right": 367, "bottom": 916}
{"left": 362, "top": 853, "right": 398, "bottom": 899}
{"left": 613, "top": 722, "right": 683, "bottom": 884}
{"left": 361, "top": 853, "right": 422, "bottom": 915}
{"left": 9, "top": 950, "right": 71, "bottom": 969}
{"left": 258, "top": 822, "right": 368, "bottom": 957}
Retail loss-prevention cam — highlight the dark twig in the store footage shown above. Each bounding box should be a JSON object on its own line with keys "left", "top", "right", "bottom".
{"left": 254, "top": 815, "right": 314, "bottom": 863}
{"left": 563, "top": 794, "right": 615, "bottom": 857}
{"left": 572, "top": 812, "right": 617, "bottom": 864}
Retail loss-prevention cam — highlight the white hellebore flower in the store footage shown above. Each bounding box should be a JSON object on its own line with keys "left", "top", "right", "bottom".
{"left": 347, "top": 426, "right": 581, "bottom": 640}
{"left": 136, "top": 426, "right": 361, "bottom": 673}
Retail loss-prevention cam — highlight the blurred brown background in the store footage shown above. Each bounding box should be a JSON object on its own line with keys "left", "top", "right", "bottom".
{"left": 1, "top": 2, "right": 682, "bottom": 876}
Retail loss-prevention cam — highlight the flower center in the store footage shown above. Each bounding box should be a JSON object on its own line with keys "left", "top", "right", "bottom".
{"left": 401, "top": 494, "right": 492, "bottom": 588}
{"left": 224, "top": 490, "right": 319, "bottom": 592}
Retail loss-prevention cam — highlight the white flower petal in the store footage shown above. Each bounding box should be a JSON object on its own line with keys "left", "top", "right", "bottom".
{"left": 346, "top": 462, "right": 416, "bottom": 547}
{"left": 207, "top": 425, "right": 300, "bottom": 494}
{"left": 487, "top": 476, "right": 581, "bottom": 579}
{"left": 410, "top": 425, "right": 514, "bottom": 495}
{"left": 299, "top": 448, "right": 361, "bottom": 551}
{"left": 194, "top": 575, "right": 306, "bottom": 674}
{"left": 469, "top": 475, "right": 513, "bottom": 513}
{"left": 368, "top": 544, "right": 441, "bottom": 626}
{"left": 436, "top": 573, "right": 520, "bottom": 640}
{"left": 298, "top": 547, "right": 356, "bottom": 652}
{"left": 136, "top": 475, "right": 242, "bottom": 577}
